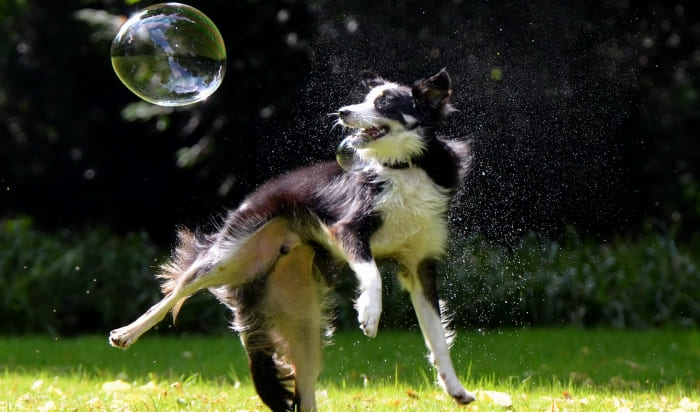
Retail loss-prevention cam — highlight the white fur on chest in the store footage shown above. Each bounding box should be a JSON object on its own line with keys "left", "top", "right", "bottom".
{"left": 370, "top": 167, "right": 451, "bottom": 263}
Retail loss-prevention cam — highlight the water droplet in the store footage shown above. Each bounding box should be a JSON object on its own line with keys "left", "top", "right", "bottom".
{"left": 111, "top": 3, "right": 226, "bottom": 106}
{"left": 276, "top": 9, "right": 290, "bottom": 24}
{"left": 345, "top": 18, "right": 359, "bottom": 33}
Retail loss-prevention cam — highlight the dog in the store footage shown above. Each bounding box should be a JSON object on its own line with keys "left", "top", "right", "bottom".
{"left": 109, "top": 68, "right": 475, "bottom": 411}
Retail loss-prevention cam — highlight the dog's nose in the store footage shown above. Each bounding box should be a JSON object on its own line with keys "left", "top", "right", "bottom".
{"left": 338, "top": 109, "right": 351, "bottom": 118}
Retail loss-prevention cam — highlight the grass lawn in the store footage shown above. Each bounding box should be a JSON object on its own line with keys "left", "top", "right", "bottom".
{"left": 1, "top": 328, "right": 698, "bottom": 411}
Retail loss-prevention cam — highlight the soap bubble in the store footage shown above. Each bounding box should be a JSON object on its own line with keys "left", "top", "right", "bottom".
{"left": 111, "top": 3, "right": 226, "bottom": 106}
{"left": 336, "top": 134, "right": 369, "bottom": 172}
{"left": 336, "top": 137, "right": 356, "bottom": 171}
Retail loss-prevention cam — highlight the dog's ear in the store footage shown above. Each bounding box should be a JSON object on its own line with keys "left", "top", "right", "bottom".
{"left": 412, "top": 68, "right": 453, "bottom": 118}
{"left": 360, "top": 70, "right": 385, "bottom": 89}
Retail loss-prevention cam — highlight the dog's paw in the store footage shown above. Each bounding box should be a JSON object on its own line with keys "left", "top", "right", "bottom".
{"left": 108, "top": 327, "right": 135, "bottom": 349}
{"left": 451, "top": 387, "right": 476, "bottom": 405}
{"left": 438, "top": 373, "right": 475, "bottom": 404}
{"left": 355, "top": 291, "right": 381, "bottom": 338}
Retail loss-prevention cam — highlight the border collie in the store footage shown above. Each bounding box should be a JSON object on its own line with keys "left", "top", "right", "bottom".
{"left": 109, "top": 69, "right": 475, "bottom": 411}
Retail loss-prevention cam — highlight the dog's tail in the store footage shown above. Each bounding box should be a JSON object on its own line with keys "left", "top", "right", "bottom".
{"left": 156, "top": 227, "right": 211, "bottom": 320}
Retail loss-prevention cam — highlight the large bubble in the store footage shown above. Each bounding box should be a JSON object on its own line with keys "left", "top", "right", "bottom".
{"left": 111, "top": 3, "right": 226, "bottom": 106}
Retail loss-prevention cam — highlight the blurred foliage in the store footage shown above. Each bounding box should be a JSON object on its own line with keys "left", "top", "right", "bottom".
{"left": 1, "top": 217, "right": 697, "bottom": 335}
{"left": 0, "top": 216, "right": 161, "bottom": 335}
{"left": 0, "top": 216, "right": 231, "bottom": 336}
{"left": 380, "top": 224, "right": 700, "bottom": 330}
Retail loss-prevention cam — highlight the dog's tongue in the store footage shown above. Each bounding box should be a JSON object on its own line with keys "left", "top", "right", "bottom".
{"left": 365, "top": 127, "right": 381, "bottom": 138}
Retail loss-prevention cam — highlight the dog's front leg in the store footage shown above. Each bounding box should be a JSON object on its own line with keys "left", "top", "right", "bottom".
{"left": 402, "top": 259, "right": 475, "bottom": 404}
{"left": 348, "top": 259, "right": 382, "bottom": 338}
{"left": 330, "top": 221, "right": 382, "bottom": 337}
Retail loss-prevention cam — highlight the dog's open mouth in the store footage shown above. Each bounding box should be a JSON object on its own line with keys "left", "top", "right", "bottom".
{"left": 361, "top": 126, "right": 390, "bottom": 140}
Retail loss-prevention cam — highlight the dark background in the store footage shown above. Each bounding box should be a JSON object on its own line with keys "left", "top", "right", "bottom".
{"left": 2, "top": 0, "right": 698, "bottom": 245}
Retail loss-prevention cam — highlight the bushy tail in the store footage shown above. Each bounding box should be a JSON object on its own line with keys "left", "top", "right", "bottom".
{"left": 156, "top": 227, "right": 211, "bottom": 321}
{"left": 246, "top": 333, "right": 297, "bottom": 412}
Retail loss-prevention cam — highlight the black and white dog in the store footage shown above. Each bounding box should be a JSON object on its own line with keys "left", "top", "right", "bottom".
{"left": 109, "top": 69, "right": 475, "bottom": 411}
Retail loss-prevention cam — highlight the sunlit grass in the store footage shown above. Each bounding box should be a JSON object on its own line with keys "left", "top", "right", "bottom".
{"left": 1, "top": 329, "right": 698, "bottom": 411}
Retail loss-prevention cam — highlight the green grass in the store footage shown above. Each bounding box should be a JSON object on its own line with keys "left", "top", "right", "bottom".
{"left": 1, "top": 329, "right": 698, "bottom": 411}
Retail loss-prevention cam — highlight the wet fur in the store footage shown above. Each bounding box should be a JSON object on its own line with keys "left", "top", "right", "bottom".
{"left": 109, "top": 69, "right": 475, "bottom": 411}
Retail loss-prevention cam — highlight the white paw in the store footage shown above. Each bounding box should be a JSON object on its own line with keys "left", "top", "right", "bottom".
{"left": 355, "top": 290, "right": 381, "bottom": 338}
{"left": 451, "top": 387, "right": 476, "bottom": 404}
{"left": 440, "top": 375, "right": 475, "bottom": 404}
{"left": 108, "top": 327, "right": 135, "bottom": 349}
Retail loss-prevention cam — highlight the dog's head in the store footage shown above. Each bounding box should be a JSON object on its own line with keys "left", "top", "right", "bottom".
{"left": 337, "top": 69, "right": 454, "bottom": 166}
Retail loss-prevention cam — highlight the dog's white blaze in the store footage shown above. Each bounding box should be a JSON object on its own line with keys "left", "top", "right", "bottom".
{"left": 365, "top": 83, "right": 400, "bottom": 102}
{"left": 337, "top": 83, "right": 399, "bottom": 127}
{"left": 370, "top": 167, "right": 450, "bottom": 263}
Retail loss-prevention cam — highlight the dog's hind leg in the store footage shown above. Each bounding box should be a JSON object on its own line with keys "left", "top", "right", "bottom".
{"left": 268, "top": 244, "right": 323, "bottom": 412}
{"left": 108, "top": 258, "right": 210, "bottom": 349}
{"left": 242, "top": 244, "right": 323, "bottom": 412}
{"left": 400, "top": 258, "right": 475, "bottom": 405}
{"left": 109, "top": 217, "right": 301, "bottom": 349}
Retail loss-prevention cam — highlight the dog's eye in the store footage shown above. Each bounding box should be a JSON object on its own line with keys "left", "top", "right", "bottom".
{"left": 375, "top": 95, "right": 391, "bottom": 110}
